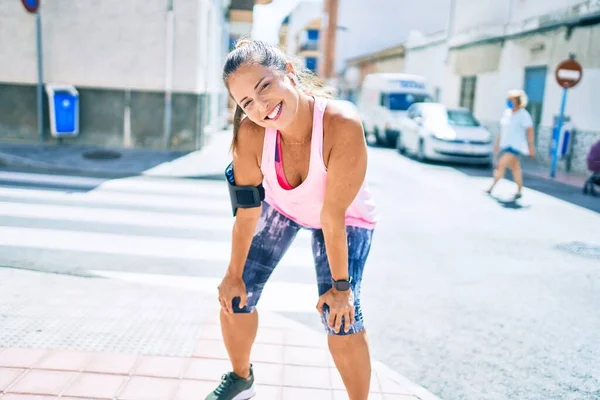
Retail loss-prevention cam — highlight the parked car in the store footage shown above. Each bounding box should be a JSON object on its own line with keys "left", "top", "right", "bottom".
{"left": 357, "top": 73, "right": 434, "bottom": 148}
{"left": 397, "top": 102, "right": 493, "bottom": 165}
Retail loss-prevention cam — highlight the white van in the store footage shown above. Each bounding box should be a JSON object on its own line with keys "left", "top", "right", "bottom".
{"left": 357, "top": 73, "right": 433, "bottom": 147}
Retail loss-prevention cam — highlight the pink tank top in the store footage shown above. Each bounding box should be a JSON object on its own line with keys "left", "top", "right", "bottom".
{"left": 260, "top": 97, "right": 378, "bottom": 230}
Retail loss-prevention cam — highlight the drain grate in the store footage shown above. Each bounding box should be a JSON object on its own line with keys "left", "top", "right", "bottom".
{"left": 555, "top": 242, "right": 600, "bottom": 261}
{"left": 82, "top": 150, "right": 122, "bottom": 160}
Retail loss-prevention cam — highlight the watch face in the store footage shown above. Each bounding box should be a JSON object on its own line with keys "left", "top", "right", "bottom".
{"left": 335, "top": 280, "right": 350, "bottom": 291}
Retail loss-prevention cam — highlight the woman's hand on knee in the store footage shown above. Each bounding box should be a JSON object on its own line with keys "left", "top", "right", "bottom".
{"left": 317, "top": 288, "right": 355, "bottom": 333}
{"left": 218, "top": 275, "right": 247, "bottom": 313}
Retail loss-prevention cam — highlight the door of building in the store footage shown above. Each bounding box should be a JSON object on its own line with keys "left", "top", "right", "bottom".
{"left": 524, "top": 66, "right": 548, "bottom": 144}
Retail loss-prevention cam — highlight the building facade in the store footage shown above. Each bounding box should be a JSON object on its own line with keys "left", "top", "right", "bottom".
{"left": 403, "top": 30, "right": 448, "bottom": 103}
{"left": 277, "top": 1, "right": 322, "bottom": 74}
{"left": 338, "top": 44, "right": 406, "bottom": 102}
{"left": 319, "top": 0, "right": 452, "bottom": 85}
{"left": 0, "top": 0, "right": 244, "bottom": 150}
{"left": 418, "top": 0, "right": 600, "bottom": 175}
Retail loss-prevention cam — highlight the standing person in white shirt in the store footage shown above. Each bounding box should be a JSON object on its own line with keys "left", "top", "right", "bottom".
{"left": 486, "top": 89, "right": 536, "bottom": 199}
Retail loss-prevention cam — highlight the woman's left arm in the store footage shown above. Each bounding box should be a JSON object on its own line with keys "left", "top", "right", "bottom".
{"left": 316, "top": 110, "right": 368, "bottom": 333}
{"left": 321, "top": 112, "right": 367, "bottom": 280}
{"left": 526, "top": 126, "right": 536, "bottom": 157}
{"left": 524, "top": 110, "right": 536, "bottom": 157}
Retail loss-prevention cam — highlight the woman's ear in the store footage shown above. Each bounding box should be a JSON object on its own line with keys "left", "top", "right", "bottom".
{"left": 285, "top": 61, "right": 295, "bottom": 74}
{"left": 285, "top": 62, "right": 298, "bottom": 83}
{"left": 288, "top": 73, "right": 298, "bottom": 85}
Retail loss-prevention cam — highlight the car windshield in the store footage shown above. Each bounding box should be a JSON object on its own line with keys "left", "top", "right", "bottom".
{"left": 420, "top": 106, "right": 481, "bottom": 127}
{"left": 383, "top": 93, "right": 432, "bottom": 111}
{"left": 446, "top": 110, "right": 480, "bottom": 127}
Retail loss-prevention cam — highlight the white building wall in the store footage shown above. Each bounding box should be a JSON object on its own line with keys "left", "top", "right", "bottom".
{"left": 451, "top": 0, "right": 510, "bottom": 34}
{"left": 285, "top": 1, "right": 321, "bottom": 56}
{"left": 404, "top": 0, "right": 600, "bottom": 174}
{"left": 444, "top": 24, "right": 600, "bottom": 174}
{"left": 469, "top": 41, "right": 528, "bottom": 125}
{"left": 451, "top": 0, "right": 595, "bottom": 36}
{"left": 229, "top": 21, "right": 253, "bottom": 37}
{"left": 509, "top": 0, "right": 594, "bottom": 24}
{"left": 404, "top": 32, "right": 448, "bottom": 101}
{"left": 334, "top": 0, "right": 452, "bottom": 75}
{"left": 460, "top": 26, "right": 600, "bottom": 133}
{"left": 0, "top": 0, "right": 226, "bottom": 94}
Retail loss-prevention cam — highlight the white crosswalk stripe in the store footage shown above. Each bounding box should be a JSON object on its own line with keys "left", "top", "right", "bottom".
{"left": 0, "top": 172, "right": 319, "bottom": 313}
{"left": 0, "top": 201, "right": 230, "bottom": 231}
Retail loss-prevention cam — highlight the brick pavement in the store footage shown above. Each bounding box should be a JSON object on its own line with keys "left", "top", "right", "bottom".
{"left": 0, "top": 268, "right": 441, "bottom": 400}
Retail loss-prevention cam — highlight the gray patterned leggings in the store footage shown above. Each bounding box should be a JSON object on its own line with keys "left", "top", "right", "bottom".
{"left": 230, "top": 201, "right": 374, "bottom": 336}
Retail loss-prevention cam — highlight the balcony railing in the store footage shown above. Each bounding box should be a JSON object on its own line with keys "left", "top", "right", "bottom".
{"left": 299, "top": 39, "right": 319, "bottom": 52}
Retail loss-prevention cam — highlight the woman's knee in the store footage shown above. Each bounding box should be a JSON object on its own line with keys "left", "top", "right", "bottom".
{"left": 313, "top": 227, "right": 373, "bottom": 336}
{"left": 497, "top": 154, "right": 512, "bottom": 170}
{"left": 319, "top": 296, "right": 366, "bottom": 336}
{"left": 509, "top": 157, "right": 522, "bottom": 172}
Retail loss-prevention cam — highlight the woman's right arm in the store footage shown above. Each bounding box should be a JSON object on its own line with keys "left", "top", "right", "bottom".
{"left": 226, "top": 119, "right": 264, "bottom": 279}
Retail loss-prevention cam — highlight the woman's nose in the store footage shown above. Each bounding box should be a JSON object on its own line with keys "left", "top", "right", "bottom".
{"left": 257, "top": 99, "right": 270, "bottom": 113}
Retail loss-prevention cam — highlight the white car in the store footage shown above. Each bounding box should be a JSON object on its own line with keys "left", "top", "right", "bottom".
{"left": 397, "top": 103, "right": 493, "bottom": 165}
{"left": 357, "top": 73, "right": 433, "bottom": 148}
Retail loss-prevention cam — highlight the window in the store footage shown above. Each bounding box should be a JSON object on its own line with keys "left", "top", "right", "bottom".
{"left": 380, "top": 93, "right": 432, "bottom": 111}
{"left": 446, "top": 109, "right": 480, "bottom": 127}
{"left": 459, "top": 76, "right": 477, "bottom": 112}
{"left": 229, "top": 35, "right": 240, "bottom": 51}
{"left": 434, "top": 86, "right": 441, "bottom": 102}
{"left": 305, "top": 57, "right": 317, "bottom": 72}
{"left": 301, "top": 29, "right": 319, "bottom": 51}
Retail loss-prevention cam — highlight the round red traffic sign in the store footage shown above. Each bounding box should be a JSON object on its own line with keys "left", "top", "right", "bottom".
{"left": 21, "top": 0, "right": 40, "bottom": 13}
{"left": 555, "top": 58, "right": 583, "bottom": 89}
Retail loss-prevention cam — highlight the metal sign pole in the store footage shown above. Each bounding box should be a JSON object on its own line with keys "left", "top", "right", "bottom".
{"left": 551, "top": 54, "right": 582, "bottom": 178}
{"left": 162, "top": 0, "right": 174, "bottom": 149}
{"left": 36, "top": 6, "right": 44, "bottom": 143}
{"left": 21, "top": 0, "right": 44, "bottom": 142}
{"left": 550, "top": 88, "right": 568, "bottom": 178}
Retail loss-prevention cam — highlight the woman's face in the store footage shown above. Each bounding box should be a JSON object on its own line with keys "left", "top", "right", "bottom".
{"left": 227, "top": 63, "right": 299, "bottom": 131}
{"left": 506, "top": 97, "right": 516, "bottom": 110}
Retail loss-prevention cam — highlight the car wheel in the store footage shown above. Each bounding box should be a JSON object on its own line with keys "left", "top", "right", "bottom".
{"left": 396, "top": 134, "right": 406, "bottom": 154}
{"left": 374, "top": 127, "right": 384, "bottom": 146}
{"left": 417, "top": 139, "right": 427, "bottom": 162}
{"left": 387, "top": 134, "right": 398, "bottom": 149}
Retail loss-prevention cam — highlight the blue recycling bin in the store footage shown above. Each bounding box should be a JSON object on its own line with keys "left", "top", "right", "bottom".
{"left": 45, "top": 84, "right": 79, "bottom": 137}
{"left": 550, "top": 116, "right": 573, "bottom": 160}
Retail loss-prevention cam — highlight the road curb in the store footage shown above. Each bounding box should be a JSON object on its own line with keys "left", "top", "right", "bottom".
{"left": 0, "top": 150, "right": 147, "bottom": 178}
{"left": 263, "top": 312, "right": 443, "bottom": 400}
{"left": 0, "top": 133, "right": 223, "bottom": 179}
{"left": 91, "top": 269, "right": 443, "bottom": 400}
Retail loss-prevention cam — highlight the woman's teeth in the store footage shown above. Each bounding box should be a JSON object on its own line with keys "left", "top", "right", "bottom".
{"left": 267, "top": 103, "right": 281, "bottom": 119}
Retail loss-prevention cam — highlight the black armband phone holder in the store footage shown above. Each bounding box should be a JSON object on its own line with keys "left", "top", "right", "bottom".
{"left": 225, "top": 161, "right": 265, "bottom": 216}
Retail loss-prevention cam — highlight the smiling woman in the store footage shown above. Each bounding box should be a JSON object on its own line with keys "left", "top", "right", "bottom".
{"left": 204, "top": 38, "right": 379, "bottom": 400}
{"left": 223, "top": 38, "right": 336, "bottom": 152}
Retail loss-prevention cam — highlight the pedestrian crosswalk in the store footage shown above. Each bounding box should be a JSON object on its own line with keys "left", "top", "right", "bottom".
{"left": 0, "top": 170, "right": 321, "bottom": 314}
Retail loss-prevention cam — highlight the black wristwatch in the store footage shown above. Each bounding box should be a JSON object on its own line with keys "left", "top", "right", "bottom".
{"left": 332, "top": 277, "right": 352, "bottom": 291}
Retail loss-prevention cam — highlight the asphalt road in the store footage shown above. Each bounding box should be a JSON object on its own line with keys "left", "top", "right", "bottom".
{"left": 0, "top": 145, "right": 599, "bottom": 400}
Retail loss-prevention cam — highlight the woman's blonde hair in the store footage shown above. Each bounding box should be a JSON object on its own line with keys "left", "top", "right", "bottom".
{"left": 222, "top": 37, "right": 337, "bottom": 152}
{"left": 507, "top": 89, "right": 528, "bottom": 108}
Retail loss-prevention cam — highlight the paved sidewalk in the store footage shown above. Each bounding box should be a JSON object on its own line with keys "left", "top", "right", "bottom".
{"left": 0, "top": 268, "right": 441, "bottom": 400}
{"left": 520, "top": 158, "right": 589, "bottom": 189}
{"left": 142, "top": 131, "right": 232, "bottom": 179}
{"left": 0, "top": 130, "right": 232, "bottom": 179}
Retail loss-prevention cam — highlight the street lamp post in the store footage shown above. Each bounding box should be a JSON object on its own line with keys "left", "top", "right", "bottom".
{"left": 163, "top": 0, "right": 175, "bottom": 149}
{"left": 22, "top": 0, "right": 45, "bottom": 142}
